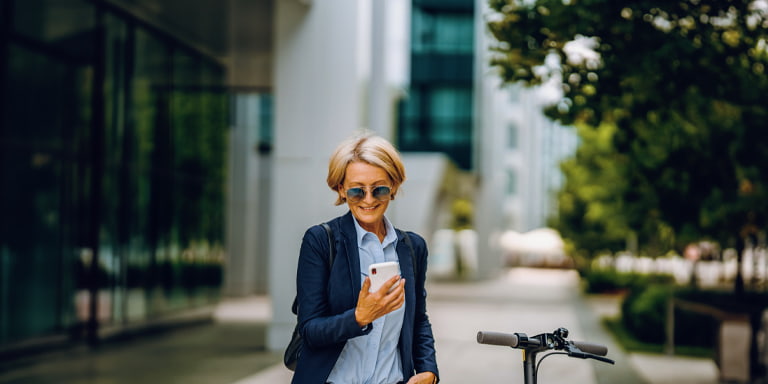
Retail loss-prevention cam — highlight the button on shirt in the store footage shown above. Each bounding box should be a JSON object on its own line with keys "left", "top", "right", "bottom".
{"left": 326, "top": 216, "right": 405, "bottom": 384}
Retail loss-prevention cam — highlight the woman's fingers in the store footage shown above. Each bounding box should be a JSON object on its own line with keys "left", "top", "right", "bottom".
{"left": 381, "top": 274, "right": 402, "bottom": 292}
{"left": 383, "top": 278, "right": 405, "bottom": 311}
{"left": 356, "top": 277, "right": 406, "bottom": 324}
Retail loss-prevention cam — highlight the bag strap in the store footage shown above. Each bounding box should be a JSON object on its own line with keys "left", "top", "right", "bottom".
{"left": 397, "top": 229, "right": 418, "bottom": 278}
{"left": 292, "top": 222, "right": 335, "bottom": 315}
{"left": 321, "top": 222, "right": 335, "bottom": 266}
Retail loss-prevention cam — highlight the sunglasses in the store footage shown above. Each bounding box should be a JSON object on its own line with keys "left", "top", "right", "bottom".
{"left": 345, "top": 186, "right": 392, "bottom": 203}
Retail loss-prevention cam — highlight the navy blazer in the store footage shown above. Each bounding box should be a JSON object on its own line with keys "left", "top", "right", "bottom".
{"left": 291, "top": 212, "right": 439, "bottom": 384}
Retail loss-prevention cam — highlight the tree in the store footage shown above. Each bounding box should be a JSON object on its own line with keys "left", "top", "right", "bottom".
{"left": 553, "top": 122, "right": 629, "bottom": 261}
{"left": 489, "top": 0, "right": 768, "bottom": 279}
{"left": 552, "top": 120, "right": 678, "bottom": 260}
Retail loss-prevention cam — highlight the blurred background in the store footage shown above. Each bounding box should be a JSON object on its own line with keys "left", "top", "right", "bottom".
{"left": 0, "top": 0, "right": 766, "bottom": 383}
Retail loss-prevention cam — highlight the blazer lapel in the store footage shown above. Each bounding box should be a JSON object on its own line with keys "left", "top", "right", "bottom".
{"left": 395, "top": 230, "right": 416, "bottom": 316}
{"left": 340, "top": 212, "right": 361, "bottom": 305}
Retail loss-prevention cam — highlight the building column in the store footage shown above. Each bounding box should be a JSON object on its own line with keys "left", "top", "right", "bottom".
{"left": 473, "top": 0, "right": 505, "bottom": 280}
{"left": 268, "top": 0, "right": 365, "bottom": 351}
{"left": 225, "top": 94, "right": 270, "bottom": 296}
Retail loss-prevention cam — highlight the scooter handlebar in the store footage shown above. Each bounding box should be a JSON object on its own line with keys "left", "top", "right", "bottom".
{"left": 477, "top": 331, "right": 519, "bottom": 347}
{"left": 477, "top": 331, "right": 609, "bottom": 357}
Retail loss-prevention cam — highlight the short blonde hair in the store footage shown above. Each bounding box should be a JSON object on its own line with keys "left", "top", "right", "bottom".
{"left": 327, "top": 132, "right": 406, "bottom": 206}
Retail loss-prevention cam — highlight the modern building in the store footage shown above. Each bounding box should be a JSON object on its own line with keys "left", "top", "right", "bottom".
{"left": 0, "top": 0, "right": 576, "bottom": 357}
{"left": 499, "top": 85, "right": 579, "bottom": 233}
{"left": 473, "top": 5, "right": 578, "bottom": 272}
{"left": 0, "top": 0, "right": 238, "bottom": 352}
{"left": 396, "top": 0, "right": 577, "bottom": 276}
{"left": 398, "top": 0, "right": 475, "bottom": 170}
{"left": 0, "top": 0, "right": 450, "bottom": 354}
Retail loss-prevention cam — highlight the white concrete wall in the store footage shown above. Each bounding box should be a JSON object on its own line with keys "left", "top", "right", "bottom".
{"left": 268, "top": 0, "right": 367, "bottom": 351}
{"left": 473, "top": 0, "right": 507, "bottom": 280}
{"left": 388, "top": 153, "right": 450, "bottom": 241}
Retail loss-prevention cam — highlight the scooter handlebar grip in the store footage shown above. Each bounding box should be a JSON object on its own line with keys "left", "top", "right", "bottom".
{"left": 572, "top": 341, "right": 608, "bottom": 356}
{"left": 477, "top": 331, "right": 519, "bottom": 347}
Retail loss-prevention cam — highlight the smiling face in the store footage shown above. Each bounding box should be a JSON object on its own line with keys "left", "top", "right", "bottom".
{"left": 340, "top": 161, "right": 396, "bottom": 236}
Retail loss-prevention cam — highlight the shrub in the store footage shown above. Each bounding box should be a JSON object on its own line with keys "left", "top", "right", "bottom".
{"left": 582, "top": 268, "right": 673, "bottom": 294}
{"left": 621, "top": 284, "right": 670, "bottom": 344}
{"left": 621, "top": 285, "right": 721, "bottom": 348}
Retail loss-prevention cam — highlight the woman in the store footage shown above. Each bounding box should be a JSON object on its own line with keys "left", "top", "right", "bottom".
{"left": 292, "top": 133, "right": 439, "bottom": 384}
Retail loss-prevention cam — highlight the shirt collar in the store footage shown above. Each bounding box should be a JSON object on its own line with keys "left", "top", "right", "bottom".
{"left": 352, "top": 215, "right": 397, "bottom": 248}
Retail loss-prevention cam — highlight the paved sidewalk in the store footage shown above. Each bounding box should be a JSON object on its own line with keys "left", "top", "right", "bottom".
{"left": 235, "top": 268, "right": 718, "bottom": 384}
{"left": 0, "top": 268, "right": 719, "bottom": 384}
{"left": 234, "top": 268, "right": 600, "bottom": 384}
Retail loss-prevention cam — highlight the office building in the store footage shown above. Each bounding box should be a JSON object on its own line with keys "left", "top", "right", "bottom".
{"left": 398, "top": 0, "right": 475, "bottom": 170}
{"left": 0, "top": 0, "right": 238, "bottom": 351}
{"left": 0, "top": 0, "right": 574, "bottom": 355}
{"left": 0, "top": 0, "right": 433, "bottom": 354}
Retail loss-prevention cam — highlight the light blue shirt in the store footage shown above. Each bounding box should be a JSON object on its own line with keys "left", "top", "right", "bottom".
{"left": 326, "top": 216, "right": 405, "bottom": 384}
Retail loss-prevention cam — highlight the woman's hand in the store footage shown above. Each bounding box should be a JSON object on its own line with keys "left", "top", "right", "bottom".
{"left": 406, "top": 371, "right": 437, "bottom": 384}
{"left": 354, "top": 275, "right": 405, "bottom": 326}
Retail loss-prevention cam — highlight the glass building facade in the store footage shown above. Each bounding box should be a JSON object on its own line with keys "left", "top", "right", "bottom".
{"left": 0, "top": 0, "right": 228, "bottom": 348}
{"left": 398, "top": 0, "right": 475, "bottom": 170}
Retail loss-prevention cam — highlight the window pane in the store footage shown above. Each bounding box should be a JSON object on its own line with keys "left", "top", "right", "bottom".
{"left": 1, "top": 42, "right": 92, "bottom": 342}
{"left": 507, "top": 169, "right": 518, "bottom": 196}
{"left": 170, "top": 49, "right": 226, "bottom": 307}
{"left": 13, "top": 0, "right": 94, "bottom": 57}
{"left": 429, "top": 87, "right": 472, "bottom": 145}
{"left": 508, "top": 123, "right": 518, "bottom": 150}
{"left": 412, "top": 10, "right": 474, "bottom": 54}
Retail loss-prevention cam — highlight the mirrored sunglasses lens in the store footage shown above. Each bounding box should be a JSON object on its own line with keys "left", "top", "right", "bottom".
{"left": 372, "top": 186, "right": 391, "bottom": 200}
{"left": 347, "top": 188, "right": 365, "bottom": 202}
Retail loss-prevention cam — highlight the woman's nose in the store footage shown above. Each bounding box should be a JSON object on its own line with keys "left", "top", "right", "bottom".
{"left": 363, "top": 189, "right": 376, "bottom": 203}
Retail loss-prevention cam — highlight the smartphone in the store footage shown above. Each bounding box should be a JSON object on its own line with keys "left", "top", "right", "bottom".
{"left": 368, "top": 261, "right": 401, "bottom": 293}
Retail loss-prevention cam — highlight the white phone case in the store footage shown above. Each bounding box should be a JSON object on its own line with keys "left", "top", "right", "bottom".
{"left": 368, "top": 261, "right": 401, "bottom": 293}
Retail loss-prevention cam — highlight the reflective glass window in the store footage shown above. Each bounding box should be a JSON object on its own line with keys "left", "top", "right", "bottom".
{"left": 1, "top": 40, "right": 92, "bottom": 343}
{"left": 429, "top": 87, "right": 472, "bottom": 145}
{"left": 412, "top": 9, "right": 474, "bottom": 54}
{"left": 1, "top": 0, "right": 228, "bottom": 348}
{"left": 13, "top": 0, "right": 95, "bottom": 54}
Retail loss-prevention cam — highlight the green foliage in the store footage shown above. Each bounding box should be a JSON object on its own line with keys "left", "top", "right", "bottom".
{"left": 621, "top": 285, "right": 673, "bottom": 344}
{"left": 554, "top": 122, "right": 629, "bottom": 257}
{"left": 604, "top": 284, "right": 768, "bottom": 357}
{"left": 451, "top": 198, "right": 474, "bottom": 230}
{"left": 582, "top": 268, "right": 673, "bottom": 294}
{"left": 489, "top": 0, "right": 768, "bottom": 260}
{"left": 618, "top": 285, "right": 768, "bottom": 348}
{"left": 603, "top": 317, "right": 713, "bottom": 358}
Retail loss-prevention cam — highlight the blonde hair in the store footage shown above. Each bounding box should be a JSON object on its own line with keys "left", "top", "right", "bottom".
{"left": 327, "top": 132, "right": 406, "bottom": 206}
